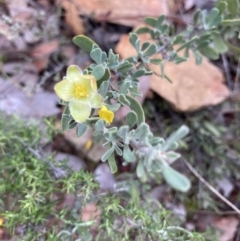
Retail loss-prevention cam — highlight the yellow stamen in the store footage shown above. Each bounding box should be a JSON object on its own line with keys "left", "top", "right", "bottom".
{"left": 98, "top": 106, "right": 114, "bottom": 124}
{"left": 74, "top": 84, "right": 88, "bottom": 99}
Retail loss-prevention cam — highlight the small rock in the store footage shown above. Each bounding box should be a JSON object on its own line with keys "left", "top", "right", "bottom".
{"left": 94, "top": 163, "right": 115, "bottom": 191}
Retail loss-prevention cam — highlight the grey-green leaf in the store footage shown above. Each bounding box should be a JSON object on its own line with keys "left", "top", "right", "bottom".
{"left": 76, "top": 123, "right": 87, "bottom": 137}
{"left": 133, "top": 70, "right": 145, "bottom": 78}
{"left": 92, "top": 65, "right": 105, "bottom": 80}
{"left": 129, "top": 33, "right": 138, "bottom": 47}
{"left": 123, "top": 144, "right": 136, "bottom": 163}
{"left": 72, "top": 35, "right": 98, "bottom": 52}
{"left": 119, "top": 94, "right": 130, "bottom": 106}
{"left": 90, "top": 48, "right": 102, "bottom": 64}
{"left": 108, "top": 152, "right": 118, "bottom": 173}
{"left": 144, "top": 17, "right": 157, "bottom": 27}
{"left": 227, "top": 0, "right": 239, "bottom": 16}
{"left": 212, "top": 32, "right": 228, "bottom": 53}
{"left": 162, "top": 125, "right": 189, "bottom": 152}
{"left": 162, "top": 164, "right": 191, "bottom": 192}
{"left": 125, "top": 95, "right": 145, "bottom": 125}
{"left": 143, "top": 44, "right": 158, "bottom": 57}
{"left": 98, "top": 80, "right": 109, "bottom": 98}
{"left": 120, "top": 81, "right": 131, "bottom": 94}
{"left": 126, "top": 111, "right": 138, "bottom": 128}
{"left": 135, "top": 27, "right": 150, "bottom": 35}
{"left": 101, "top": 145, "right": 115, "bottom": 162}
{"left": 61, "top": 115, "right": 71, "bottom": 131}
{"left": 199, "top": 46, "right": 219, "bottom": 60}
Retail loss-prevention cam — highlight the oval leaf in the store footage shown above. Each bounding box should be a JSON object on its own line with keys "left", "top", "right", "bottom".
{"left": 72, "top": 35, "right": 98, "bottom": 52}
{"left": 162, "top": 164, "right": 191, "bottom": 192}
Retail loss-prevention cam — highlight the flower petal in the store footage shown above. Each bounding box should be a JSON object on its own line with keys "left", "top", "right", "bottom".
{"left": 89, "top": 92, "right": 103, "bottom": 108}
{"left": 66, "top": 65, "right": 83, "bottom": 82}
{"left": 69, "top": 99, "right": 91, "bottom": 123}
{"left": 54, "top": 80, "right": 75, "bottom": 101}
{"left": 98, "top": 106, "right": 114, "bottom": 124}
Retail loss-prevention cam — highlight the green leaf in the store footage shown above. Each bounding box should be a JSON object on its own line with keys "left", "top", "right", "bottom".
{"left": 197, "top": 40, "right": 210, "bottom": 49}
{"left": 68, "top": 120, "right": 77, "bottom": 129}
{"left": 227, "top": 0, "right": 239, "bottom": 16}
{"left": 92, "top": 65, "right": 105, "bottom": 80}
{"left": 115, "top": 145, "right": 122, "bottom": 156}
{"left": 143, "top": 44, "right": 158, "bottom": 57}
{"left": 212, "top": 32, "right": 228, "bottom": 53}
{"left": 90, "top": 48, "right": 102, "bottom": 64}
{"left": 95, "top": 119, "right": 105, "bottom": 132}
{"left": 141, "top": 42, "right": 151, "bottom": 52}
{"left": 199, "top": 46, "right": 219, "bottom": 60}
{"left": 133, "top": 70, "right": 145, "bottom": 78}
{"left": 204, "top": 121, "right": 221, "bottom": 137}
{"left": 72, "top": 35, "right": 98, "bottom": 52}
{"left": 134, "top": 123, "right": 150, "bottom": 139}
{"left": 162, "top": 125, "right": 189, "bottom": 152}
{"left": 176, "top": 37, "right": 197, "bottom": 52}
{"left": 97, "top": 68, "right": 111, "bottom": 87}
{"left": 120, "top": 81, "right": 131, "bottom": 94}
{"left": 108, "top": 152, "right": 118, "bottom": 173}
{"left": 117, "top": 126, "right": 129, "bottom": 140}
{"left": 144, "top": 17, "right": 157, "bottom": 27}
{"left": 76, "top": 123, "right": 87, "bottom": 137}
{"left": 215, "top": 1, "right": 227, "bottom": 15}
{"left": 165, "top": 151, "right": 181, "bottom": 163}
{"left": 156, "top": 15, "right": 165, "bottom": 29}
{"left": 119, "top": 94, "right": 130, "bottom": 106}
{"left": 125, "top": 95, "right": 145, "bottom": 126}
{"left": 101, "top": 145, "right": 115, "bottom": 162}
{"left": 63, "top": 105, "right": 70, "bottom": 115}
{"left": 117, "top": 62, "right": 134, "bottom": 73}
{"left": 150, "top": 58, "right": 162, "bottom": 65}
{"left": 129, "top": 33, "right": 138, "bottom": 47}
{"left": 126, "top": 111, "right": 138, "bottom": 128}
{"left": 60, "top": 99, "right": 68, "bottom": 105}
{"left": 173, "top": 35, "right": 183, "bottom": 45}
{"left": 123, "top": 144, "right": 136, "bottom": 163}
{"left": 172, "top": 55, "right": 188, "bottom": 64}
{"left": 104, "top": 103, "right": 121, "bottom": 112}
{"left": 136, "top": 161, "right": 147, "bottom": 182}
{"left": 61, "top": 115, "right": 71, "bottom": 131}
{"left": 162, "top": 164, "right": 191, "bottom": 192}
{"left": 193, "top": 9, "right": 201, "bottom": 24}
{"left": 135, "top": 27, "right": 150, "bottom": 35}
{"left": 193, "top": 51, "right": 202, "bottom": 65}
{"left": 98, "top": 80, "right": 109, "bottom": 97}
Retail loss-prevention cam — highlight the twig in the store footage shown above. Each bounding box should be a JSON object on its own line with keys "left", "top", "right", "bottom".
{"left": 221, "top": 54, "right": 232, "bottom": 89}
{"left": 182, "top": 158, "right": 240, "bottom": 215}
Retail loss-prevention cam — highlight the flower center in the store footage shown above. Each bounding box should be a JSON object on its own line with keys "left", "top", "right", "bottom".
{"left": 74, "top": 84, "right": 88, "bottom": 99}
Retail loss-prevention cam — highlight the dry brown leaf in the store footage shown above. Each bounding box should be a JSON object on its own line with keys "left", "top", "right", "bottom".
{"left": 115, "top": 33, "right": 230, "bottom": 112}
{"left": 57, "top": 0, "right": 170, "bottom": 27}
{"left": 61, "top": 0, "right": 84, "bottom": 35}
{"left": 31, "top": 40, "right": 59, "bottom": 71}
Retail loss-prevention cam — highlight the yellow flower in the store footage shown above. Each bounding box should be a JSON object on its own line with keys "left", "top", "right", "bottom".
{"left": 54, "top": 65, "right": 103, "bottom": 123}
{"left": 98, "top": 106, "right": 114, "bottom": 124}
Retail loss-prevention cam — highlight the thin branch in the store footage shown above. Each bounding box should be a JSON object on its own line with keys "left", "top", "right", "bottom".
{"left": 221, "top": 54, "right": 232, "bottom": 89}
{"left": 182, "top": 158, "right": 240, "bottom": 215}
